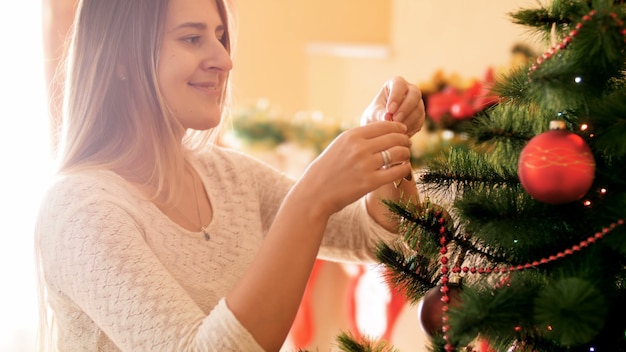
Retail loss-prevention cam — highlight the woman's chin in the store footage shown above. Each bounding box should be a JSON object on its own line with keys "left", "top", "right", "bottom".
{"left": 184, "top": 117, "right": 221, "bottom": 131}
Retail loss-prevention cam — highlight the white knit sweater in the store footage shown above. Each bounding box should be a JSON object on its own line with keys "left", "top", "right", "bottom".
{"left": 35, "top": 146, "right": 396, "bottom": 351}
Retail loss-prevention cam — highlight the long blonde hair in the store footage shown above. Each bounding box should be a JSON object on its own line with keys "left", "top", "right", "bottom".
{"left": 38, "top": 0, "right": 235, "bottom": 349}
{"left": 57, "top": 0, "right": 233, "bottom": 200}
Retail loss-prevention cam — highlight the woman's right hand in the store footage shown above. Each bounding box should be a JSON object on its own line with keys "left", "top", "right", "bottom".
{"left": 294, "top": 121, "right": 412, "bottom": 219}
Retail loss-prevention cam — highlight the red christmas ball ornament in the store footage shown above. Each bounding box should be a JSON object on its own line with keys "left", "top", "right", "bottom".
{"left": 518, "top": 121, "right": 595, "bottom": 204}
{"left": 417, "top": 282, "right": 462, "bottom": 337}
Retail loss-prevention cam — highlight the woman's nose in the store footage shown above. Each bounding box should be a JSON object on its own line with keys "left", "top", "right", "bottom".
{"left": 201, "top": 39, "right": 233, "bottom": 72}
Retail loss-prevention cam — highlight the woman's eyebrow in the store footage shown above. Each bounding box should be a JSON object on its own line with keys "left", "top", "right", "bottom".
{"left": 169, "top": 22, "right": 225, "bottom": 33}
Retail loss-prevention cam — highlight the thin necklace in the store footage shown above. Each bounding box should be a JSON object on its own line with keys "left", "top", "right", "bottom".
{"left": 139, "top": 165, "right": 211, "bottom": 240}
{"left": 191, "top": 169, "right": 211, "bottom": 241}
{"left": 180, "top": 164, "right": 211, "bottom": 241}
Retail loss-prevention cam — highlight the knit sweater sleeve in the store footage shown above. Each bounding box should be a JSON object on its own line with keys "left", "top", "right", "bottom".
{"left": 318, "top": 198, "right": 398, "bottom": 262}
{"left": 36, "top": 173, "right": 264, "bottom": 352}
{"left": 225, "top": 148, "right": 397, "bottom": 263}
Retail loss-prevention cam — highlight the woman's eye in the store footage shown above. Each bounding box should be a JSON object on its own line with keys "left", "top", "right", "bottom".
{"left": 182, "top": 36, "right": 201, "bottom": 45}
{"left": 216, "top": 29, "right": 227, "bottom": 47}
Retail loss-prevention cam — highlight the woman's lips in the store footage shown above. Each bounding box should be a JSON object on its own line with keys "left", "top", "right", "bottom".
{"left": 189, "top": 81, "right": 220, "bottom": 96}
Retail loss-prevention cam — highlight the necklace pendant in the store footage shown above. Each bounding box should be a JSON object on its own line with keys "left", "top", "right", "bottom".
{"left": 202, "top": 227, "right": 210, "bottom": 241}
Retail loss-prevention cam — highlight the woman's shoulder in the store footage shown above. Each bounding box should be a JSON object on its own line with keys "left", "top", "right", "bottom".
{"left": 196, "top": 144, "right": 259, "bottom": 164}
{"left": 192, "top": 145, "right": 281, "bottom": 175}
{"left": 191, "top": 144, "right": 293, "bottom": 193}
{"left": 40, "top": 169, "right": 137, "bottom": 209}
{"left": 35, "top": 169, "right": 144, "bottom": 241}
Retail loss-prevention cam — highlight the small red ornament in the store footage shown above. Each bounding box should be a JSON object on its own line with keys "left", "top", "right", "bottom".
{"left": 417, "top": 282, "right": 462, "bottom": 337}
{"left": 518, "top": 121, "right": 595, "bottom": 204}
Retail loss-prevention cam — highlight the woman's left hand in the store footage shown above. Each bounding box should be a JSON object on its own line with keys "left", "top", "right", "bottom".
{"left": 361, "top": 76, "right": 425, "bottom": 138}
{"left": 360, "top": 76, "right": 424, "bottom": 231}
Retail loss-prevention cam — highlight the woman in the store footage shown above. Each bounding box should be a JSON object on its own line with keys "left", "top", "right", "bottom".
{"left": 35, "top": 0, "right": 425, "bottom": 350}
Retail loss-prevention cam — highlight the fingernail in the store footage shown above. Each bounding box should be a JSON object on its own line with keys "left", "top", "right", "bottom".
{"left": 388, "top": 101, "right": 398, "bottom": 114}
{"left": 393, "top": 111, "right": 404, "bottom": 122}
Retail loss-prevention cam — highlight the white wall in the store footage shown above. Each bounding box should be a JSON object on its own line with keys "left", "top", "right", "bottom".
{"left": 305, "top": 0, "right": 545, "bottom": 123}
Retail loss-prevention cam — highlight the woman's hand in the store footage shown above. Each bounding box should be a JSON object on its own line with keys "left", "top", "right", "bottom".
{"left": 361, "top": 76, "right": 425, "bottom": 138}
{"left": 360, "top": 76, "right": 424, "bottom": 231}
{"left": 295, "top": 121, "right": 412, "bottom": 220}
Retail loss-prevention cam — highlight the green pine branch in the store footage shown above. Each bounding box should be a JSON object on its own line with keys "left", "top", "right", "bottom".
{"left": 375, "top": 241, "right": 440, "bottom": 302}
{"left": 335, "top": 331, "right": 399, "bottom": 352}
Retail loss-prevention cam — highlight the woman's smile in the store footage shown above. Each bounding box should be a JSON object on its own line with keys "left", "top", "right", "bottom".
{"left": 189, "top": 80, "right": 220, "bottom": 96}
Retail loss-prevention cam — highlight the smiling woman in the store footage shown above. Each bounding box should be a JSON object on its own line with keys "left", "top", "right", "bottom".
{"left": 35, "top": 0, "right": 545, "bottom": 351}
{"left": 33, "top": 0, "right": 424, "bottom": 351}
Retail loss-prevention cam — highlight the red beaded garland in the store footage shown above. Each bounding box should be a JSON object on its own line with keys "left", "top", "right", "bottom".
{"left": 528, "top": 9, "right": 626, "bottom": 79}
{"left": 426, "top": 210, "right": 622, "bottom": 352}
{"left": 419, "top": 188, "right": 623, "bottom": 352}
{"left": 447, "top": 220, "right": 622, "bottom": 277}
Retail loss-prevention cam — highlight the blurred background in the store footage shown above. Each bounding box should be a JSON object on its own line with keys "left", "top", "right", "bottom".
{"left": 0, "top": 0, "right": 541, "bottom": 351}
{"left": 230, "top": 0, "right": 538, "bottom": 125}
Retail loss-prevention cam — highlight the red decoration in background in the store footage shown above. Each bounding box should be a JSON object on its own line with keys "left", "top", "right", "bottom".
{"left": 518, "top": 121, "right": 596, "bottom": 204}
{"left": 290, "top": 262, "right": 409, "bottom": 349}
{"left": 345, "top": 265, "right": 365, "bottom": 337}
{"left": 426, "top": 68, "right": 499, "bottom": 124}
{"left": 345, "top": 266, "right": 408, "bottom": 342}
{"left": 289, "top": 260, "right": 324, "bottom": 347}
{"left": 381, "top": 270, "right": 409, "bottom": 342}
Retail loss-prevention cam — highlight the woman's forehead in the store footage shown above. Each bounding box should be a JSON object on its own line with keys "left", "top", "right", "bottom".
{"left": 164, "top": 0, "right": 220, "bottom": 28}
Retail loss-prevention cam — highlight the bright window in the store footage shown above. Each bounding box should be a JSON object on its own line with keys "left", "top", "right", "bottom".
{"left": 0, "top": 2, "right": 52, "bottom": 351}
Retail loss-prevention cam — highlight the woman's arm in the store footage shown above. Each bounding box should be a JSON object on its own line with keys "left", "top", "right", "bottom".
{"left": 225, "top": 78, "right": 424, "bottom": 350}
{"left": 226, "top": 121, "right": 413, "bottom": 351}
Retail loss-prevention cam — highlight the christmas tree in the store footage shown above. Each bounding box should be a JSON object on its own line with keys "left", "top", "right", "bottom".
{"left": 338, "top": 0, "right": 626, "bottom": 351}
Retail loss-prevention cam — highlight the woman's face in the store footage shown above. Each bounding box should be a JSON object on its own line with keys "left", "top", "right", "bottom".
{"left": 158, "top": 0, "right": 232, "bottom": 131}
